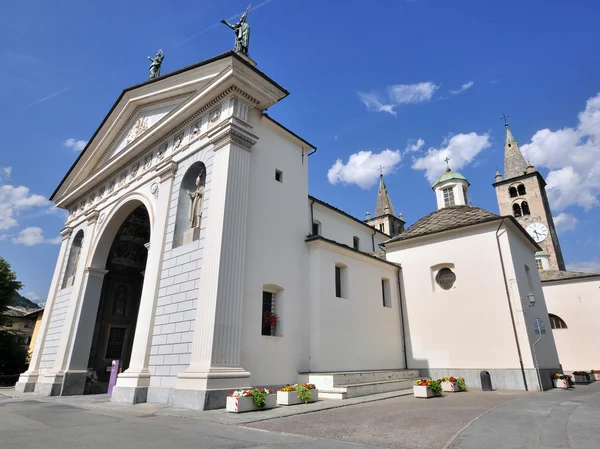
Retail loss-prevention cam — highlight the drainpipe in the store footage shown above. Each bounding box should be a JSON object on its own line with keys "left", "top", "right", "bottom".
{"left": 309, "top": 199, "right": 315, "bottom": 235}
{"left": 495, "top": 218, "right": 528, "bottom": 391}
{"left": 371, "top": 228, "right": 376, "bottom": 252}
{"left": 396, "top": 267, "right": 408, "bottom": 369}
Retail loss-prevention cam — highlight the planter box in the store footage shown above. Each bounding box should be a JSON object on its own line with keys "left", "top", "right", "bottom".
{"left": 441, "top": 381, "right": 461, "bottom": 392}
{"left": 593, "top": 373, "right": 600, "bottom": 381}
{"left": 226, "top": 394, "right": 276, "bottom": 413}
{"left": 553, "top": 379, "right": 574, "bottom": 389}
{"left": 573, "top": 374, "right": 590, "bottom": 384}
{"left": 413, "top": 385, "right": 438, "bottom": 398}
{"left": 277, "top": 389, "right": 319, "bottom": 406}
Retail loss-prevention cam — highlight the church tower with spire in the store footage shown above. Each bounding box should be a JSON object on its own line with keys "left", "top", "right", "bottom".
{"left": 493, "top": 121, "right": 566, "bottom": 270}
{"left": 365, "top": 173, "right": 405, "bottom": 237}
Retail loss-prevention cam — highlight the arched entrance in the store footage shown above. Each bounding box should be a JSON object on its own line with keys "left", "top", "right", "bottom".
{"left": 85, "top": 205, "right": 150, "bottom": 394}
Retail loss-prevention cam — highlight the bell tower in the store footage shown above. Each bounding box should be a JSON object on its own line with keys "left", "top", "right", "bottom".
{"left": 365, "top": 173, "right": 405, "bottom": 237}
{"left": 493, "top": 120, "right": 566, "bottom": 270}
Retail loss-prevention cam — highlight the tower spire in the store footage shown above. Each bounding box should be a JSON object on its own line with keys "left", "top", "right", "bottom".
{"left": 375, "top": 173, "right": 396, "bottom": 217}
{"left": 502, "top": 118, "right": 528, "bottom": 179}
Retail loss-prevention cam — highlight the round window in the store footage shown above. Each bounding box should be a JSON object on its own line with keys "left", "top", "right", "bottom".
{"left": 436, "top": 268, "right": 456, "bottom": 290}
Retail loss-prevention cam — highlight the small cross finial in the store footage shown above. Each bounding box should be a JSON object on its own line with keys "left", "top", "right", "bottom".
{"left": 378, "top": 165, "right": 385, "bottom": 176}
{"left": 444, "top": 157, "right": 450, "bottom": 170}
{"left": 501, "top": 113, "right": 510, "bottom": 126}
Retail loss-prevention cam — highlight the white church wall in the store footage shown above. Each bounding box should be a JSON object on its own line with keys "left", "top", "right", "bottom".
{"left": 238, "top": 115, "right": 312, "bottom": 386}
{"left": 307, "top": 240, "right": 404, "bottom": 372}
{"left": 312, "top": 202, "right": 387, "bottom": 251}
{"left": 543, "top": 277, "right": 600, "bottom": 371}
{"left": 39, "top": 287, "right": 72, "bottom": 370}
{"left": 387, "top": 225, "right": 524, "bottom": 372}
{"left": 503, "top": 227, "right": 561, "bottom": 371}
{"left": 147, "top": 144, "right": 214, "bottom": 393}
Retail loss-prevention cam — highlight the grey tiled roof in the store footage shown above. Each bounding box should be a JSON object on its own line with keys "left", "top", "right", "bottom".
{"left": 386, "top": 206, "right": 500, "bottom": 244}
{"left": 539, "top": 270, "right": 600, "bottom": 282}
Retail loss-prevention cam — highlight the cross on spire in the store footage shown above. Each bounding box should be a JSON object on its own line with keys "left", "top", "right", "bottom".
{"left": 501, "top": 113, "right": 510, "bottom": 126}
{"left": 378, "top": 165, "right": 385, "bottom": 176}
{"left": 444, "top": 157, "right": 451, "bottom": 171}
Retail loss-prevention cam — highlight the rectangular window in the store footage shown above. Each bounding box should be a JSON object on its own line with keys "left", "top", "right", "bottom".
{"left": 353, "top": 236, "right": 360, "bottom": 250}
{"left": 275, "top": 169, "right": 283, "bottom": 182}
{"left": 379, "top": 223, "right": 385, "bottom": 232}
{"left": 443, "top": 188, "right": 455, "bottom": 207}
{"left": 536, "top": 259, "right": 543, "bottom": 270}
{"left": 335, "top": 264, "right": 348, "bottom": 298}
{"left": 381, "top": 278, "right": 391, "bottom": 307}
{"left": 312, "top": 221, "right": 320, "bottom": 236}
{"left": 262, "top": 291, "right": 275, "bottom": 336}
{"left": 105, "top": 327, "right": 126, "bottom": 359}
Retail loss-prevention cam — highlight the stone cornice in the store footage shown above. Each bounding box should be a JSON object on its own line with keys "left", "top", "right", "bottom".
{"left": 85, "top": 210, "right": 100, "bottom": 224}
{"left": 60, "top": 227, "right": 73, "bottom": 239}
{"left": 154, "top": 160, "right": 178, "bottom": 181}
{"left": 208, "top": 122, "right": 258, "bottom": 151}
{"left": 85, "top": 267, "right": 109, "bottom": 277}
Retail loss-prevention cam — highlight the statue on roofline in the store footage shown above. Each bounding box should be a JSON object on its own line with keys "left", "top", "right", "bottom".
{"left": 147, "top": 49, "right": 164, "bottom": 80}
{"left": 221, "top": 4, "right": 251, "bottom": 55}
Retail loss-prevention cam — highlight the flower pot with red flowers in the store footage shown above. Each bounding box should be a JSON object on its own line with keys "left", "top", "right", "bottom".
{"left": 226, "top": 388, "right": 276, "bottom": 413}
{"left": 553, "top": 374, "right": 574, "bottom": 389}
{"left": 277, "top": 383, "right": 319, "bottom": 406}
{"left": 413, "top": 379, "right": 442, "bottom": 398}
{"left": 572, "top": 371, "right": 591, "bottom": 384}
{"left": 263, "top": 312, "right": 279, "bottom": 336}
{"left": 438, "top": 376, "right": 466, "bottom": 392}
{"left": 591, "top": 370, "right": 600, "bottom": 381}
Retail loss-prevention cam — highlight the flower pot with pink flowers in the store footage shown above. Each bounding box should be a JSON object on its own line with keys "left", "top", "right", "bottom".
{"left": 226, "top": 388, "right": 276, "bottom": 413}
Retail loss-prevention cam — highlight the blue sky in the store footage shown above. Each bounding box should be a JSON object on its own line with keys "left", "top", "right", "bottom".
{"left": 1, "top": 0, "right": 600, "bottom": 303}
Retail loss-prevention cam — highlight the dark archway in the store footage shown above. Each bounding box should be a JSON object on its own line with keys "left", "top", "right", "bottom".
{"left": 85, "top": 206, "right": 150, "bottom": 394}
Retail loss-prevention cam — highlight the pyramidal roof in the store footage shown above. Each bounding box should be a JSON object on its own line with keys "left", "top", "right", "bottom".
{"left": 503, "top": 123, "right": 528, "bottom": 179}
{"left": 375, "top": 174, "right": 396, "bottom": 217}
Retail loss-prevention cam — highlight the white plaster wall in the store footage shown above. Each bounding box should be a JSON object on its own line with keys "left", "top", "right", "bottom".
{"left": 39, "top": 287, "right": 72, "bottom": 370}
{"left": 386, "top": 224, "right": 523, "bottom": 370}
{"left": 503, "top": 228, "right": 561, "bottom": 370}
{"left": 434, "top": 180, "right": 468, "bottom": 209}
{"left": 312, "top": 203, "right": 387, "bottom": 252}
{"left": 147, "top": 145, "right": 214, "bottom": 390}
{"left": 308, "top": 242, "right": 403, "bottom": 372}
{"left": 239, "top": 114, "right": 311, "bottom": 386}
{"left": 543, "top": 278, "right": 600, "bottom": 371}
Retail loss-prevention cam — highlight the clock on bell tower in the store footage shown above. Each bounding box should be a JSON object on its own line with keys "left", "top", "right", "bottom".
{"left": 492, "top": 120, "right": 566, "bottom": 271}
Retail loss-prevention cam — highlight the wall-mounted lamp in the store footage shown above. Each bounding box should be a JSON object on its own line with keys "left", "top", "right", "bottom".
{"left": 527, "top": 292, "right": 536, "bottom": 306}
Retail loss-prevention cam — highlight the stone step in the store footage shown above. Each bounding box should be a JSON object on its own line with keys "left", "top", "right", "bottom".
{"left": 318, "top": 378, "right": 417, "bottom": 400}
{"left": 299, "top": 369, "right": 420, "bottom": 388}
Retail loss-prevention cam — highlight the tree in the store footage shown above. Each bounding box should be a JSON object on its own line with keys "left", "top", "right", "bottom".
{"left": 0, "top": 257, "right": 28, "bottom": 376}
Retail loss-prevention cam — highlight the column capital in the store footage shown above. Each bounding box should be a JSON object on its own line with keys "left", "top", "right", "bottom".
{"left": 208, "top": 122, "right": 258, "bottom": 152}
{"left": 85, "top": 210, "right": 100, "bottom": 224}
{"left": 84, "top": 267, "right": 109, "bottom": 278}
{"left": 154, "top": 160, "right": 178, "bottom": 181}
{"left": 60, "top": 227, "right": 73, "bottom": 239}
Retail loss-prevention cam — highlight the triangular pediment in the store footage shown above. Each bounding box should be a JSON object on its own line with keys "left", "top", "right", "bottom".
{"left": 51, "top": 52, "right": 289, "bottom": 207}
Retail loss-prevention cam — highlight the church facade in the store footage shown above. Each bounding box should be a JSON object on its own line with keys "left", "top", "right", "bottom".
{"left": 15, "top": 50, "right": 597, "bottom": 409}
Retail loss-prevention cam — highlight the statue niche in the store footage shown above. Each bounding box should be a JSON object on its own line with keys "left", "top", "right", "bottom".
{"left": 173, "top": 162, "right": 206, "bottom": 248}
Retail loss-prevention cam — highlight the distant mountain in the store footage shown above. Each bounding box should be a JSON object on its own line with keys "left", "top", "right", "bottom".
{"left": 11, "top": 292, "right": 40, "bottom": 309}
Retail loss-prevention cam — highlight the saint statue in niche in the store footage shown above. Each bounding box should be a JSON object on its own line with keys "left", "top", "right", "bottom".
{"left": 188, "top": 172, "right": 205, "bottom": 229}
{"left": 113, "top": 285, "right": 129, "bottom": 317}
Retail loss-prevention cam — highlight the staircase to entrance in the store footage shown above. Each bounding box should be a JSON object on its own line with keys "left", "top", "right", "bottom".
{"left": 297, "top": 369, "right": 420, "bottom": 400}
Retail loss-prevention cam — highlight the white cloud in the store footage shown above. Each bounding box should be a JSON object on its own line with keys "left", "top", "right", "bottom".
{"left": 521, "top": 93, "right": 600, "bottom": 211}
{"left": 12, "top": 227, "right": 61, "bottom": 246}
{"left": 388, "top": 82, "right": 439, "bottom": 105}
{"left": 553, "top": 212, "right": 578, "bottom": 232}
{"left": 358, "top": 82, "right": 439, "bottom": 115}
{"left": 567, "top": 258, "right": 600, "bottom": 273}
{"left": 0, "top": 167, "right": 11, "bottom": 181}
{"left": 25, "top": 291, "right": 40, "bottom": 302}
{"left": 358, "top": 92, "right": 396, "bottom": 116}
{"left": 328, "top": 149, "right": 402, "bottom": 189}
{"left": 412, "top": 133, "right": 492, "bottom": 183}
{"left": 64, "top": 138, "right": 88, "bottom": 152}
{"left": 450, "top": 81, "right": 474, "bottom": 95}
{"left": 404, "top": 138, "right": 425, "bottom": 153}
{"left": 0, "top": 184, "right": 50, "bottom": 230}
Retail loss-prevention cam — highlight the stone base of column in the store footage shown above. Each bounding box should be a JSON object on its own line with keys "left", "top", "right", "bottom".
{"left": 176, "top": 366, "right": 251, "bottom": 390}
{"left": 34, "top": 371, "right": 64, "bottom": 397}
{"left": 111, "top": 386, "right": 148, "bottom": 404}
{"left": 61, "top": 370, "right": 88, "bottom": 396}
{"left": 14, "top": 371, "right": 39, "bottom": 393}
{"left": 168, "top": 388, "right": 233, "bottom": 411}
